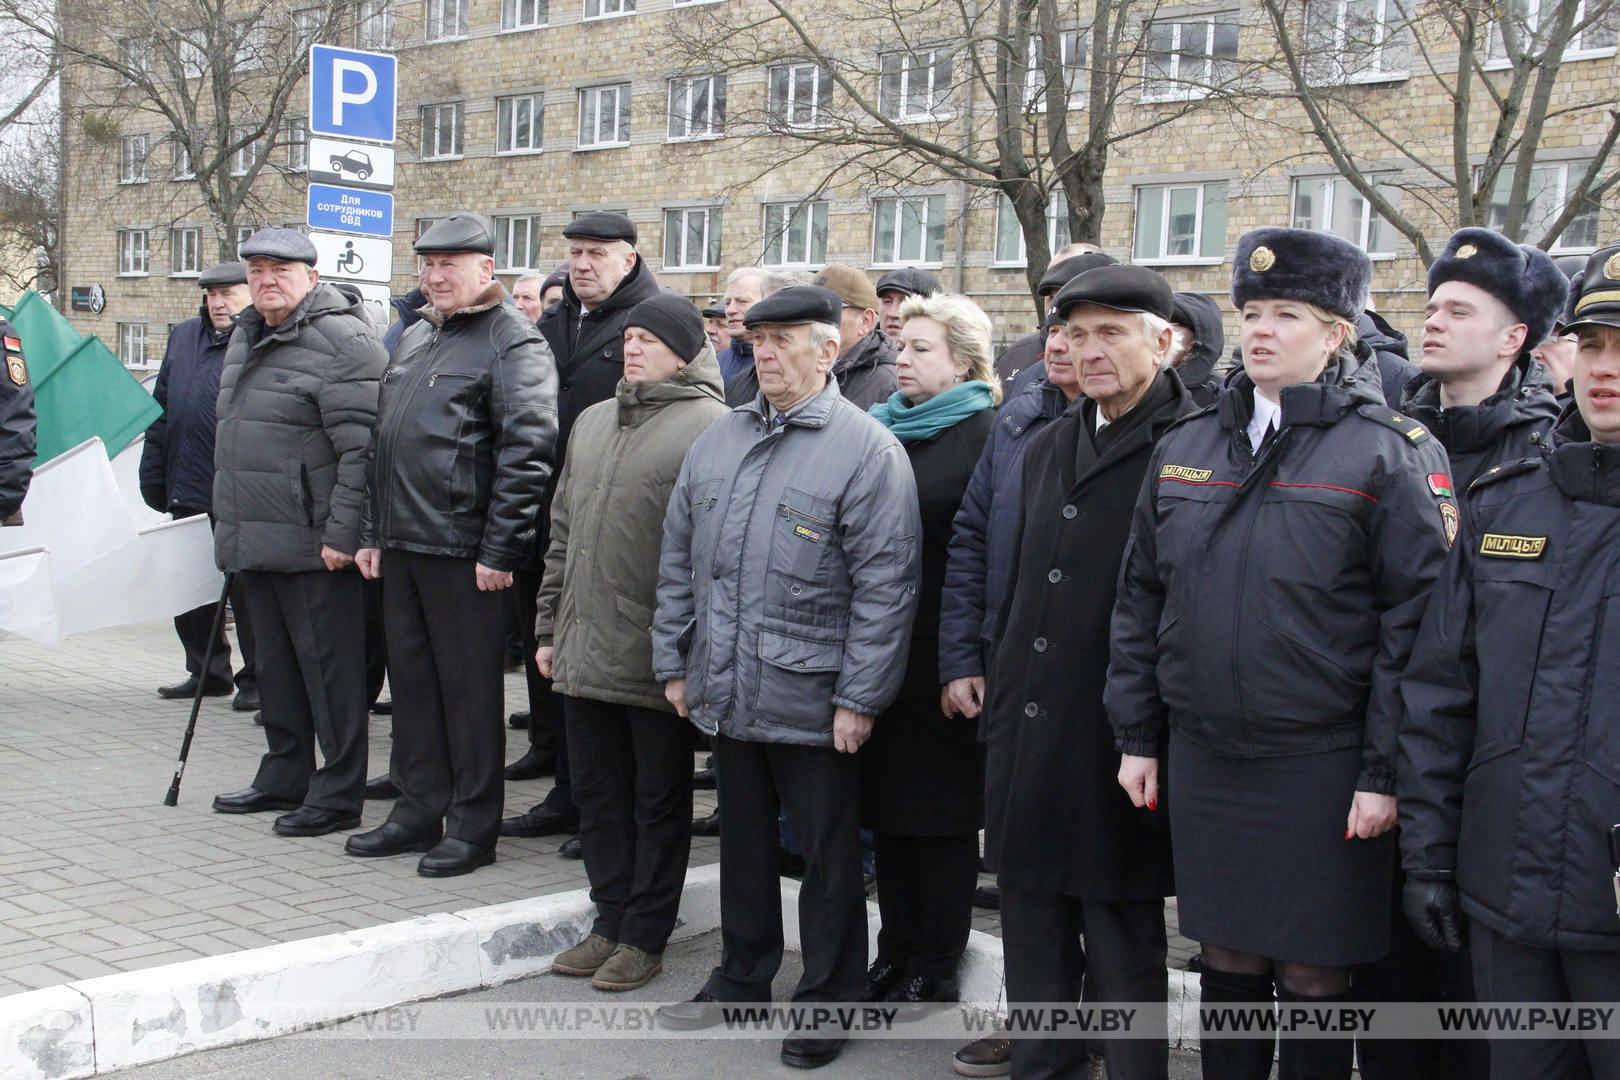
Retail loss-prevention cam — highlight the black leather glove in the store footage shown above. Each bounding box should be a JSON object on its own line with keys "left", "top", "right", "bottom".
{"left": 1403, "top": 875, "right": 1464, "bottom": 952}
{"left": 141, "top": 485, "right": 166, "bottom": 513}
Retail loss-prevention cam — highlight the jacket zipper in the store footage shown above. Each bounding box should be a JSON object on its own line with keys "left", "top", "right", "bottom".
{"left": 723, "top": 417, "right": 782, "bottom": 734}
{"left": 1228, "top": 426, "right": 1281, "bottom": 728}
{"left": 379, "top": 325, "right": 441, "bottom": 541}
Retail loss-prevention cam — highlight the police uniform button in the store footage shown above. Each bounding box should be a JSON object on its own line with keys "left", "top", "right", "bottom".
{"left": 790, "top": 584, "right": 802, "bottom": 596}
{"left": 560, "top": 381, "right": 572, "bottom": 392}
{"left": 1023, "top": 702, "right": 1039, "bottom": 718}
{"left": 1062, "top": 505, "right": 1078, "bottom": 519}
{"left": 1033, "top": 637, "right": 1048, "bottom": 652}
{"left": 1047, "top": 569, "right": 1062, "bottom": 584}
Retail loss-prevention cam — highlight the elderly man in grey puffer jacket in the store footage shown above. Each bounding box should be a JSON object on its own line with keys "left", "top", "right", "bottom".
{"left": 651, "top": 285, "right": 920, "bottom": 1071}
{"left": 210, "top": 228, "right": 385, "bottom": 838}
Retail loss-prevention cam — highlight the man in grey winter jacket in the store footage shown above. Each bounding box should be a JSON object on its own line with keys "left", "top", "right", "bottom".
{"left": 651, "top": 286, "right": 921, "bottom": 1070}
{"left": 210, "top": 229, "right": 384, "bottom": 838}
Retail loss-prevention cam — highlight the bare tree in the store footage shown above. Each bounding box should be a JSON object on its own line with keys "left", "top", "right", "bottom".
{"left": 1253, "top": 0, "right": 1619, "bottom": 263}
{"left": 0, "top": 115, "right": 60, "bottom": 297}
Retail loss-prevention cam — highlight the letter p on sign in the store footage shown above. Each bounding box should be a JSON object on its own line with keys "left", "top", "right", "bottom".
{"left": 309, "top": 45, "right": 397, "bottom": 144}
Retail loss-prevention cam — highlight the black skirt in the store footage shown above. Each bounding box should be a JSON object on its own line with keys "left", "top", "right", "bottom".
{"left": 1168, "top": 730, "right": 1393, "bottom": 967}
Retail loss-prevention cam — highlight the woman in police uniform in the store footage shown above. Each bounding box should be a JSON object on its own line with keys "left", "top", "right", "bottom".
{"left": 1104, "top": 228, "right": 1456, "bottom": 1080}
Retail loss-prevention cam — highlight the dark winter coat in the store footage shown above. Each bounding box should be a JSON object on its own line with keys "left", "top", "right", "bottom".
{"left": 984, "top": 371, "right": 1195, "bottom": 896}
{"left": 832, "top": 329, "right": 899, "bottom": 412}
{"left": 214, "top": 283, "right": 385, "bottom": 572}
{"left": 995, "top": 331, "right": 1043, "bottom": 399}
{"left": 1399, "top": 409, "right": 1620, "bottom": 951}
{"left": 140, "top": 308, "right": 231, "bottom": 512}
{"left": 724, "top": 362, "right": 759, "bottom": 408}
{"left": 1357, "top": 310, "right": 1422, "bottom": 408}
{"left": 1399, "top": 356, "right": 1561, "bottom": 494}
{"left": 862, "top": 406, "right": 994, "bottom": 836}
{"left": 1105, "top": 346, "right": 1454, "bottom": 794}
{"left": 718, "top": 337, "right": 754, "bottom": 387}
{"left": 1171, "top": 292, "right": 1225, "bottom": 406}
{"left": 0, "top": 320, "right": 35, "bottom": 521}
{"left": 938, "top": 379, "right": 1070, "bottom": 685}
{"left": 361, "top": 284, "right": 558, "bottom": 572}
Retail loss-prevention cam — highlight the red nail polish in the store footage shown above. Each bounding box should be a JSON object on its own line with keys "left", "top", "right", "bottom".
{"left": 1345, "top": 829, "right": 1353, "bottom": 840}
{"left": 1147, "top": 798, "right": 1157, "bottom": 811}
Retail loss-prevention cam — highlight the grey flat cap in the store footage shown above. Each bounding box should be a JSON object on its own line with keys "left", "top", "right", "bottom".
{"left": 239, "top": 227, "right": 317, "bottom": 265}
{"left": 198, "top": 261, "right": 246, "bottom": 288}
{"left": 563, "top": 212, "right": 636, "bottom": 245}
{"left": 414, "top": 213, "right": 496, "bottom": 255}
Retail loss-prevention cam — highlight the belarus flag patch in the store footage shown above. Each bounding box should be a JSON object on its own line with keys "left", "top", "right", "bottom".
{"left": 1427, "top": 473, "right": 1454, "bottom": 498}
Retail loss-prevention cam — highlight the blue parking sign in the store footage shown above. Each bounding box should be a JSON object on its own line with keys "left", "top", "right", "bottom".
{"left": 309, "top": 45, "right": 397, "bottom": 144}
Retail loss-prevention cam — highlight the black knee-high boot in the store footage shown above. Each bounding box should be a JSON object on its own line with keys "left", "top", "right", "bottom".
{"left": 1275, "top": 986, "right": 1354, "bottom": 1080}
{"left": 1199, "top": 967, "right": 1276, "bottom": 1080}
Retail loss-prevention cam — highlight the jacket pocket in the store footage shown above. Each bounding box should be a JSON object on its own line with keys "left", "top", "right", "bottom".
{"left": 1248, "top": 617, "right": 1371, "bottom": 726}
{"left": 1470, "top": 560, "right": 1553, "bottom": 769}
{"left": 751, "top": 629, "right": 842, "bottom": 732}
{"left": 769, "top": 488, "right": 838, "bottom": 584}
{"left": 613, "top": 591, "right": 656, "bottom": 682}
{"left": 1582, "top": 590, "right": 1620, "bottom": 784}
{"left": 290, "top": 461, "right": 314, "bottom": 527}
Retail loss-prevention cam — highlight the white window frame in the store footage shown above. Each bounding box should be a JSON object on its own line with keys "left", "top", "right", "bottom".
{"left": 1024, "top": 29, "right": 1088, "bottom": 111}
{"left": 1303, "top": 0, "right": 1410, "bottom": 83}
{"left": 494, "top": 215, "right": 540, "bottom": 271}
{"left": 118, "top": 323, "right": 149, "bottom": 368}
{"left": 1141, "top": 13, "right": 1240, "bottom": 102}
{"left": 228, "top": 127, "right": 261, "bottom": 177}
{"left": 577, "top": 83, "right": 631, "bottom": 149}
{"left": 993, "top": 190, "right": 1074, "bottom": 266}
{"left": 420, "top": 102, "right": 465, "bottom": 160}
{"left": 120, "top": 134, "right": 149, "bottom": 184}
{"left": 118, "top": 37, "right": 150, "bottom": 82}
{"left": 118, "top": 229, "right": 151, "bottom": 276}
{"left": 285, "top": 118, "right": 308, "bottom": 170}
{"left": 872, "top": 194, "right": 948, "bottom": 267}
{"left": 1132, "top": 181, "right": 1228, "bottom": 264}
{"left": 761, "top": 200, "right": 828, "bottom": 268}
{"left": 1488, "top": 0, "right": 1617, "bottom": 63}
{"left": 234, "top": 225, "right": 257, "bottom": 255}
{"left": 1290, "top": 175, "right": 1396, "bottom": 255}
{"left": 879, "top": 47, "right": 952, "bottom": 122}
{"left": 233, "top": 19, "right": 268, "bottom": 71}
{"left": 424, "top": 0, "right": 468, "bottom": 41}
{"left": 502, "top": 0, "right": 548, "bottom": 30}
{"left": 663, "top": 205, "right": 723, "bottom": 270}
{"left": 667, "top": 74, "right": 725, "bottom": 140}
{"left": 291, "top": 7, "right": 324, "bottom": 46}
{"left": 176, "top": 30, "right": 207, "bottom": 80}
{"left": 495, "top": 94, "right": 544, "bottom": 154}
{"left": 1480, "top": 160, "right": 1603, "bottom": 253}
{"left": 583, "top": 0, "right": 634, "bottom": 18}
{"left": 356, "top": 0, "right": 394, "bottom": 49}
{"left": 171, "top": 134, "right": 194, "bottom": 181}
{"left": 170, "top": 226, "right": 202, "bottom": 276}
{"left": 767, "top": 62, "right": 833, "bottom": 130}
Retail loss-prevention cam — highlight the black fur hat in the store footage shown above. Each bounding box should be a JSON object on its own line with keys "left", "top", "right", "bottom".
{"left": 1427, "top": 228, "right": 1569, "bottom": 348}
{"left": 1231, "top": 228, "right": 1370, "bottom": 321}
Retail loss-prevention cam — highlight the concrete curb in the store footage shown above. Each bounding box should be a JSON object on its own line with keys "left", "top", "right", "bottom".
{"left": 0, "top": 866, "right": 1199, "bottom": 1078}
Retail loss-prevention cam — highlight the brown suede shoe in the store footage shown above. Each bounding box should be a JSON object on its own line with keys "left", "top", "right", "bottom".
{"left": 590, "top": 944, "right": 663, "bottom": 992}
{"left": 551, "top": 933, "right": 617, "bottom": 977}
{"left": 952, "top": 1034, "right": 1012, "bottom": 1077}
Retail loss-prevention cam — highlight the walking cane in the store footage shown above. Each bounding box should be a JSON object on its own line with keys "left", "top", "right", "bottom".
{"left": 163, "top": 572, "right": 236, "bottom": 806}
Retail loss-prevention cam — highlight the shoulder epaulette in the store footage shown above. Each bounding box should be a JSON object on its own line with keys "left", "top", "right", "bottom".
{"left": 1356, "top": 405, "right": 1433, "bottom": 445}
{"left": 1467, "top": 456, "right": 1542, "bottom": 493}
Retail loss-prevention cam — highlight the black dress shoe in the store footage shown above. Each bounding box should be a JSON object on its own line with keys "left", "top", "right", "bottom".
{"left": 370, "top": 699, "right": 393, "bottom": 716}
{"left": 252, "top": 711, "right": 264, "bottom": 727}
{"left": 273, "top": 806, "right": 362, "bottom": 837}
{"left": 781, "top": 1036, "right": 846, "bottom": 1069}
{"left": 159, "top": 676, "right": 233, "bottom": 700}
{"left": 885, "top": 973, "right": 958, "bottom": 1005}
{"left": 691, "top": 809, "right": 721, "bottom": 836}
{"left": 691, "top": 768, "right": 717, "bottom": 790}
{"left": 558, "top": 834, "right": 583, "bottom": 859}
{"left": 508, "top": 710, "right": 530, "bottom": 729}
{"left": 232, "top": 686, "right": 260, "bottom": 712}
{"left": 212, "top": 788, "right": 303, "bottom": 814}
{"left": 655, "top": 989, "right": 726, "bottom": 1031}
{"left": 503, "top": 747, "right": 555, "bottom": 781}
{"left": 972, "top": 884, "right": 1001, "bottom": 910}
{"left": 364, "top": 775, "right": 400, "bottom": 800}
{"left": 500, "top": 804, "right": 578, "bottom": 837}
{"left": 345, "top": 821, "right": 441, "bottom": 857}
{"left": 418, "top": 837, "right": 495, "bottom": 877}
{"left": 864, "top": 958, "right": 905, "bottom": 1002}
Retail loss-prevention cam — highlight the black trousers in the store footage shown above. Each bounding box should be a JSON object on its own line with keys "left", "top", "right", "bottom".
{"left": 874, "top": 832, "right": 978, "bottom": 983}
{"left": 239, "top": 569, "right": 367, "bottom": 813}
{"left": 705, "top": 734, "right": 866, "bottom": 1003}
{"left": 1000, "top": 887, "right": 1169, "bottom": 1080}
{"left": 363, "top": 576, "right": 387, "bottom": 707}
{"left": 382, "top": 551, "right": 507, "bottom": 849}
{"left": 172, "top": 507, "right": 254, "bottom": 690}
{"left": 513, "top": 567, "right": 560, "bottom": 755}
{"left": 1470, "top": 920, "right": 1620, "bottom": 1080}
{"left": 566, "top": 695, "right": 694, "bottom": 951}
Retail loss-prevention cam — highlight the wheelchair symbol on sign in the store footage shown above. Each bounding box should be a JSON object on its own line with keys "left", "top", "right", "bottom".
{"left": 336, "top": 241, "right": 365, "bottom": 276}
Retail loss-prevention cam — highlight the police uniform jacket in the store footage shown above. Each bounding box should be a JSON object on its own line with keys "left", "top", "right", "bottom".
{"left": 362, "top": 284, "right": 558, "bottom": 572}
{"left": 1105, "top": 345, "right": 1453, "bottom": 794}
{"left": 651, "top": 378, "right": 921, "bottom": 747}
{"left": 139, "top": 309, "right": 231, "bottom": 513}
{"left": 0, "top": 322, "right": 35, "bottom": 521}
{"left": 1399, "top": 409, "right": 1620, "bottom": 952}
{"left": 1400, "top": 354, "right": 1561, "bottom": 493}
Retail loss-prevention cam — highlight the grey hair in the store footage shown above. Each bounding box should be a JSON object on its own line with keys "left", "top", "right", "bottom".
{"left": 725, "top": 266, "right": 769, "bottom": 291}
{"left": 807, "top": 320, "right": 841, "bottom": 354}
{"left": 762, "top": 269, "right": 802, "bottom": 295}
{"left": 515, "top": 271, "right": 544, "bottom": 286}
{"left": 1166, "top": 323, "right": 1193, "bottom": 368}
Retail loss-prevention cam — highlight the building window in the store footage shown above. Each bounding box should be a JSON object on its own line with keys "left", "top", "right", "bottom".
{"left": 229, "top": 127, "right": 261, "bottom": 177}
{"left": 117, "top": 37, "right": 150, "bottom": 82}
{"left": 496, "top": 94, "right": 544, "bottom": 154}
{"left": 421, "top": 102, "right": 464, "bottom": 159}
{"left": 356, "top": 0, "right": 393, "bottom": 48}
{"left": 1132, "top": 181, "right": 1228, "bottom": 262}
{"left": 118, "top": 323, "right": 149, "bottom": 368}
{"left": 119, "top": 134, "right": 149, "bottom": 183}
{"left": 285, "top": 118, "right": 308, "bottom": 170}
{"left": 994, "top": 189, "right": 1073, "bottom": 265}
{"left": 178, "top": 31, "right": 207, "bottom": 80}
{"left": 169, "top": 227, "right": 202, "bottom": 275}
{"left": 762, "top": 201, "right": 828, "bottom": 268}
{"left": 879, "top": 48, "right": 952, "bottom": 121}
{"left": 1484, "top": 161, "right": 1602, "bottom": 251}
{"left": 424, "top": 0, "right": 467, "bottom": 40}
{"left": 873, "top": 194, "right": 947, "bottom": 265}
{"left": 118, "top": 229, "right": 150, "bottom": 275}
{"left": 1304, "top": 0, "right": 1411, "bottom": 82}
{"left": 1489, "top": 0, "right": 1616, "bottom": 61}
{"left": 171, "top": 135, "right": 194, "bottom": 180}
{"left": 578, "top": 84, "right": 630, "bottom": 148}
{"left": 494, "top": 215, "right": 540, "bottom": 271}
{"left": 1292, "top": 175, "right": 1395, "bottom": 254}
{"left": 233, "top": 19, "right": 268, "bottom": 71}
{"left": 235, "top": 225, "right": 257, "bottom": 255}
{"left": 291, "top": 7, "right": 323, "bottom": 46}
{"left": 1143, "top": 13, "right": 1239, "bottom": 100}
{"left": 584, "top": 0, "right": 634, "bottom": 17}
{"left": 668, "top": 74, "right": 725, "bottom": 140}
{"left": 767, "top": 62, "right": 833, "bottom": 129}
{"left": 1025, "top": 29, "right": 1087, "bottom": 111}
{"left": 502, "top": 0, "right": 548, "bottom": 29}
{"left": 663, "top": 206, "right": 722, "bottom": 269}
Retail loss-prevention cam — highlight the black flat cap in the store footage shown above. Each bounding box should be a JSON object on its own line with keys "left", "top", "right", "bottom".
{"left": 198, "top": 261, "right": 246, "bottom": 288}
{"left": 543, "top": 265, "right": 570, "bottom": 290}
{"left": 1232, "top": 228, "right": 1369, "bottom": 321}
{"left": 875, "top": 267, "right": 941, "bottom": 298}
{"left": 414, "top": 213, "right": 496, "bottom": 255}
{"left": 701, "top": 302, "right": 726, "bottom": 319}
{"left": 1565, "top": 242, "right": 1620, "bottom": 333}
{"left": 563, "top": 212, "right": 637, "bottom": 245}
{"left": 1037, "top": 252, "right": 1117, "bottom": 296}
{"left": 742, "top": 285, "right": 842, "bottom": 329}
{"left": 1053, "top": 265, "right": 1174, "bottom": 321}
{"left": 239, "top": 228, "right": 316, "bottom": 265}
{"left": 1428, "top": 227, "right": 1568, "bottom": 349}
{"left": 626, "top": 294, "right": 708, "bottom": 364}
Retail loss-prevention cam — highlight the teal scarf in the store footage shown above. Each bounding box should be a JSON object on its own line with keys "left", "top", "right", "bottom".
{"left": 868, "top": 381, "right": 995, "bottom": 443}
